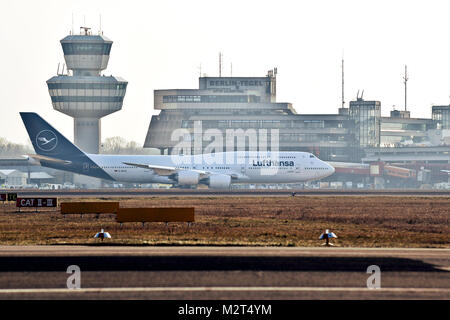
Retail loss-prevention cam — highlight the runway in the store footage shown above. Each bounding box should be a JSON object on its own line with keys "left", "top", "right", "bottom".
{"left": 5, "top": 188, "right": 450, "bottom": 197}
{"left": 0, "top": 246, "right": 448, "bottom": 299}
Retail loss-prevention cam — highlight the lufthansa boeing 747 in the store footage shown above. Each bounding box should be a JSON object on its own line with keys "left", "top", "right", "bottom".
{"left": 20, "top": 112, "right": 335, "bottom": 188}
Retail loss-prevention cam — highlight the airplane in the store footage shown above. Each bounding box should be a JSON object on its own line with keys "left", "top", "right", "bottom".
{"left": 20, "top": 112, "right": 335, "bottom": 189}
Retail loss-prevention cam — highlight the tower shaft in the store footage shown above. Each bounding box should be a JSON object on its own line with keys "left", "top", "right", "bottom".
{"left": 74, "top": 118, "right": 101, "bottom": 154}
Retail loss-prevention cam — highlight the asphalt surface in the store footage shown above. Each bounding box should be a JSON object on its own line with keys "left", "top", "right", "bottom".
{"left": 0, "top": 246, "right": 448, "bottom": 299}
{"left": 2, "top": 188, "right": 450, "bottom": 197}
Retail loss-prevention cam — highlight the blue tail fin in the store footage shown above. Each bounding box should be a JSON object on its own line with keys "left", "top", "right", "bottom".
{"left": 20, "top": 112, "right": 85, "bottom": 159}
{"left": 20, "top": 112, "right": 113, "bottom": 181}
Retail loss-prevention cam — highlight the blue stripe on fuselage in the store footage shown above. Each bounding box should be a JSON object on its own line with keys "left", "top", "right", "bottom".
{"left": 39, "top": 155, "right": 115, "bottom": 181}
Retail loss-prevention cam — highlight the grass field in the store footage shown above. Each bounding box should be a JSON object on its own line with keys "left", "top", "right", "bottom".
{"left": 0, "top": 196, "right": 448, "bottom": 247}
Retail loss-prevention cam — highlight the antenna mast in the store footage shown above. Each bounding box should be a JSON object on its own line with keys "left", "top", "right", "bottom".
{"left": 341, "top": 57, "right": 345, "bottom": 108}
{"left": 219, "top": 52, "right": 223, "bottom": 77}
{"left": 403, "top": 65, "right": 408, "bottom": 111}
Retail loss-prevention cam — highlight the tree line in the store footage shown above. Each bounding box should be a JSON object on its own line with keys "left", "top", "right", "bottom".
{"left": 100, "top": 137, "right": 158, "bottom": 155}
{"left": 0, "top": 137, "right": 158, "bottom": 156}
{"left": 0, "top": 138, "right": 34, "bottom": 156}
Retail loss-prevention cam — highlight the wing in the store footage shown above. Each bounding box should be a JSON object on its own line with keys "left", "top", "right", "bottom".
{"left": 122, "top": 162, "right": 244, "bottom": 181}
{"left": 122, "top": 162, "right": 209, "bottom": 177}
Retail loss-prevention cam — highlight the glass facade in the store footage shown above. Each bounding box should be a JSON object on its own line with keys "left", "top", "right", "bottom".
{"left": 180, "top": 119, "right": 350, "bottom": 130}
{"left": 62, "top": 43, "right": 112, "bottom": 55}
{"left": 50, "top": 96, "right": 124, "bottom": 103}
{"left": 47, "top": 82, "right": 127, "bottom": 99}
{"left": 47, "top": 80, "right": 127, "bottom": 112}
{"left": 349, "top": 100, "right": 381, "bottom": 148}
{"left": 163, "top": 95, "right": 260, "bottom": 103}
{"left": 48, "top": 82, "right": 127, "bottom": 90}
{"left": 432, "top": 106, "right": 450, "bottom": 129}
{"left": 381, "top": 122, "right": 426, "bottom": 131}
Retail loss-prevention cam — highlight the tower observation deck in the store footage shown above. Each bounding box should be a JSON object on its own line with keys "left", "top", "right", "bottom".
{"left": 47, "top": 27, "right": 128, "bottom": 154}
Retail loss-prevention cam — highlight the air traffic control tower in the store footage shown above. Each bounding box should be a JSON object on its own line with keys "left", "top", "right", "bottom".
{"left": 47, "top": 27, "right": 128, "bottom": 154}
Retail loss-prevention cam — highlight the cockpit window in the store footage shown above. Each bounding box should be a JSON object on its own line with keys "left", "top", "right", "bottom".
{"left": 309, "top": 155, "right": 315, "bottom": 158}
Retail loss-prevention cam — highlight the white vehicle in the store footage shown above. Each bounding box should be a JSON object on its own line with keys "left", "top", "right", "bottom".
{"left": 62, "top": 182, "right": 76, "bottom": 189}
{"left": 23, "top": 184, "right": 39, "bottom": 189}
{"left": 434, "top": 182, "right": 450, "bottom": 190}
{"left": 20, "top": 112, "right": 335, "bottom": 189}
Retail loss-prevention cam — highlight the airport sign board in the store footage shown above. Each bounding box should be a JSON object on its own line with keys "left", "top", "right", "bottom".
{"left": 209, "top": 80, "right": 265, "bottom": 87}
{"left": 7, "top": 193, "right": 17, "bottom": 202}
{"left": 16, "top": 198, "right": 57, "bottom": 208}
{"left": 0, "top": 194, "right": 6, "bottom": 201}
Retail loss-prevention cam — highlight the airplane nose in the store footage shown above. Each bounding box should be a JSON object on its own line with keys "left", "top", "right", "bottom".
{"left": 328, "top": 163, "right": 335, "bottom": 175}
{"left": 321, "top": 162, "right": 335, "bottom": 177}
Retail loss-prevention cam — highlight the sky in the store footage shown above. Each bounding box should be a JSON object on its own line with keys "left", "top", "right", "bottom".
{"left": 2, "top": 0, "right": 450, "bottom": 145}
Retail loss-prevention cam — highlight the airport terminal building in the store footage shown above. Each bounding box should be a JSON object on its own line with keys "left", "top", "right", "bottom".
{"left": 144, "top": 70, "right": 450, "bottom": 187}
{"left": 144, "top": 70, "right": 356, "bottom": 162}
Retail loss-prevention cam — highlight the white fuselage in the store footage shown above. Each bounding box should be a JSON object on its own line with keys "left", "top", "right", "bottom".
{"left": 88, "top": 151, "right": 335, "bottom": 185}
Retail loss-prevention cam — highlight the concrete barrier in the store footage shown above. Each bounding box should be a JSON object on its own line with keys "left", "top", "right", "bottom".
{"left": 116, "top": 207, "right": 195, "bottom": 223}
{"left": 61, "top": 202, "right": 119, "bottom": 216}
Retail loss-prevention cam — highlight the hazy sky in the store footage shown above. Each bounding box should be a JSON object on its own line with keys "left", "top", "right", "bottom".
{"left": 2, "top": 0, "right": 450, "bottom": 145}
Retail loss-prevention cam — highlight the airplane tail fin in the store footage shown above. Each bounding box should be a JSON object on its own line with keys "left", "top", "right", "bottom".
{"left": 20, "top": 112, "right": 85, "bottom": 160}
{"left": 20, "top": 112, "right": 114, "bottom": 181}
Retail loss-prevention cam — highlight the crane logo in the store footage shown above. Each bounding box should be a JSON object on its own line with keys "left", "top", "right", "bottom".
{"left": 36, "top": 130, "right": 58, "bottom": 152}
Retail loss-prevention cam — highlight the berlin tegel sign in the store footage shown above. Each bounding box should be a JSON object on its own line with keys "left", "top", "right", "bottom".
{"left": 16, "top": 198, "right": 57, "bottom": 208}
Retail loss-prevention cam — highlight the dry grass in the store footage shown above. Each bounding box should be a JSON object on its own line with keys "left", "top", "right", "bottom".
{"left": 0, "top": 196, "right": 448, "bottom": 247}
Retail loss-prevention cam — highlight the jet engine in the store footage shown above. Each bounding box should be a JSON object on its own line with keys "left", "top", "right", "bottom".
{"left": 175, "top": 171, "right": 200, "bottom": 185}
{"left": 26, "top": 156, "right": 41, "bottom": 166}
{"left": 207, "top": 174, "right": 231, "bottom": 189}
